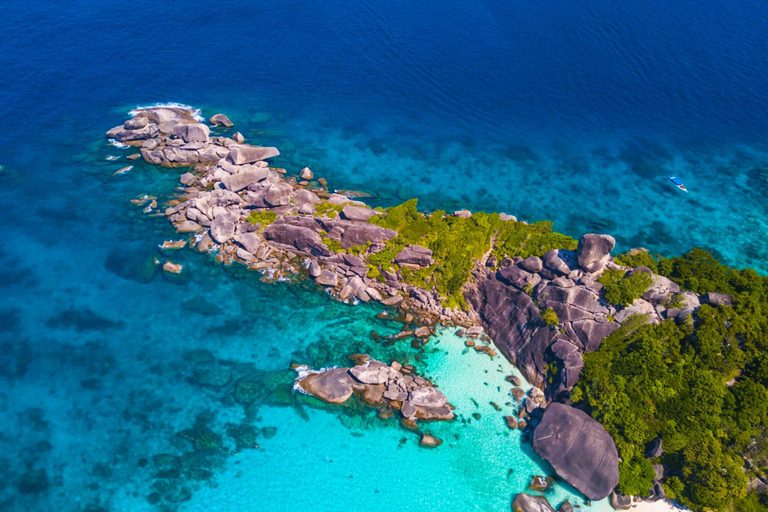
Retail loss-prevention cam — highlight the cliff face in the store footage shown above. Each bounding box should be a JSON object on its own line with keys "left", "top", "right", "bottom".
{"left": 465, "top": 236, "right": 686, "bottom": 397}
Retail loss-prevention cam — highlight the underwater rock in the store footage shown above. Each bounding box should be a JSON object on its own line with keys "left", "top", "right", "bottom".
{"left": 195, "top": 366, "right": 232, "bottom": 388}
{"left": 17, "top": 469, "right": 49, "bottom": 495}
{"left": 105, "top": 245, "right": 159, "bottom": 284}
{"left": 419, "top": 433, "right": 442, "bottom": 448}
{"left": 234, "top": 374, "right": 266, "bottom": 404}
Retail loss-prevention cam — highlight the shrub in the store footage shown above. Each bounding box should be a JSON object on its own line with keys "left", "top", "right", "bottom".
{"left": 541, "top": 307, "right": 559, "bottom": 327}
{"left": 246, "top": 210, "right": 277, "bottom": 230}
{"left": 598, "top": 268, "right": 653, "bottom": 307}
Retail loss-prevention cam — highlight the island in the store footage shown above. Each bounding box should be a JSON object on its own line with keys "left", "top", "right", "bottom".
{"left": 107, "top": 106, "right": 768, "bottom": 512}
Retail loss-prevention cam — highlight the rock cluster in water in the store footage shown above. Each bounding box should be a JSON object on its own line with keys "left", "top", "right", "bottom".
{"left": 297, "top": 357, "right": 454, "bottom": 427}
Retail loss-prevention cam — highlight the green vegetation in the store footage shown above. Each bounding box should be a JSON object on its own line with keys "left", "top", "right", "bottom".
{"left": 367, "top": 199, "right": 576, "bottom": 309}
{"left": 314, "top": 202, "right": 344, "bottom": 218}
{"left": 573, "top": 249, "right": 768, "bottom": 511}
{"left": 598, "top": 268, "right": 654, "bottom": 307}
{"left": 246, "top": 210, "right": 277, "bottom": 230}
{"left": 320, "top": 235, "right": 343, "bottom": 253}
{"left": 541, "top": 307, "right": 559, "bottom": 327}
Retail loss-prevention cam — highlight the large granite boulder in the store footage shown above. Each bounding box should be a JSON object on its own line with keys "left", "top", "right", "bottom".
{"left": 408, "top": 386, "right": 448, "bottom": 408}
{"left": 543, "top": 250, "right": 572, "bottom": 276}
{"left": 222, "top": 169, "right": 269, "bottom": 192}
{"left": 263, "top": 224, "right": 331, "bottom": 257}
{"left": 172, "top": 123, "right": 210, "bottom": 143}
{"left": 299, "top": 368, "right": 355, "bottom": 404}
{"left": 349, "top": 361, "right": 397, "bottom": 384}
{"left": 339, "top": 223, "right": 397, "bottom": 249}
{"left": 228, "top": 145, "right": 279, "bottom": 165}
{"left": 532, "top": 402, "right": 619, "bottom": 500}
{"left": 209, "top": 113, "right": 234, "bottom": 127}
{"left": 210, "top": 215, "right": 235, "bottom": 244}
{"left": 341, "top": 205, "right": 378, "bottom": 221}
{"left": 394, "top": 245, "right": 434, "bottom": 267}
{"left": 576, "top": 234, "right": 615, "bottom": 273}
{"left": 512, "top": 493, "right": 556, "bottom": 512}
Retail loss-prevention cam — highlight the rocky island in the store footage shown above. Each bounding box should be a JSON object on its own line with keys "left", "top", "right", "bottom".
{"left": 107, "top": 106, "right": 768, "bottom": 512}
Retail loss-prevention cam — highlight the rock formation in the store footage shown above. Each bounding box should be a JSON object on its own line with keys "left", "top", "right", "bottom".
{"left": 296, "top": 358, "right": 454, "bottom": 423}
{"left": 532, "top": 403, "right": 619, "bottom": 500}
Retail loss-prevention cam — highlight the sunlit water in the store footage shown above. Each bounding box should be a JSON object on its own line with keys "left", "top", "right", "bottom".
{"left": 2, "top": 0, "right": 768, "bottom": 510}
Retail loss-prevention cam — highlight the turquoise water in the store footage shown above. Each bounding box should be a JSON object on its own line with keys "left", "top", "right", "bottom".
{"left": 3, "top": 0, "right": 768, "bottom": 509}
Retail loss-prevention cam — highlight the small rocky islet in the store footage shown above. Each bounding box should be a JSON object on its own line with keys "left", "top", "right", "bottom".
{"left": 107, "top": 106, "right": 728, "bottom": 509}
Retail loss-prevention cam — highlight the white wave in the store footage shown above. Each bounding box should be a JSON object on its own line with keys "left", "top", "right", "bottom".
{"left": 291, "top": 365, "right": 338, "bottom": 394}
{"left": 105, "top": 155, "right": 120, "bottom": 161}
{"left": 128, "top": 102, "right": 204, "bottom": 122}
{"left": 108, "top": 139, "right": 129, "bottom": 149}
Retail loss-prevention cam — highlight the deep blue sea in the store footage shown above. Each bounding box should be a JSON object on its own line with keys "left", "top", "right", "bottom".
{"left": 2, "top": 0, "right": 768, "bottom": 510}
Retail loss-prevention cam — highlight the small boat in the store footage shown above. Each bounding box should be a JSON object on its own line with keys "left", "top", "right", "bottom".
{"left": 667, "top": 175, "right": 688, "bottom": 193}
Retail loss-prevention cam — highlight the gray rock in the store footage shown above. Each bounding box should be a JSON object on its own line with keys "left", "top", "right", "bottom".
{"left": 210, "top": 216, "right": 235, "bottom": 244}
{"left": 453, "top": 209, "right": 472, "bottom": 218}
{"left": 532, "top": 402, "right": 619, "bottom": 500}
{"left": 577, "top": 234, "right": 616, "bottom": 273}
{"left": 315, "top": 270, "right": 338, "bottom": 287}
{"left": 172, "top": 123, "right": 210, "bottom": 143}
{"left": 408, "top": 386, "right": 448, "bottom": 407}
{"left": 300, "top": 167, "right": 313, "bottom": 180}
{"left": 232, "top": 132, "right": 245, "bottom": 143}
{"left": 341, "top": 205, "right": 378, "bottom": 221}
{"left": 652, "top": 464, "right": 664, "bottom": 481}
{"left": 228, "top": 145, "right": 280, "bottom": 165}
{"left": 543, "top": 250, "right": 573, "bottom": 276}
{"left": 299, "top": 368, "right": 355, "bottom": 404}
{"left": 294, "top": 189, "right": 320, "bottom": 206}
{"left": 265, "top": 182, "right": 292, "bottom": 207}
{"left": 177, "top": 220, "right": 203, "bottom": 233}
{"left": 308, "top": 260, "right": 322, "bottom": 277}
{"left": 512, "top": 494, "right": 556, "bottom": 512}
{"left": 124, "top": 117, "right": 148, "bottom": 129}
{"left": 209, "top": 113, "right": 234, "bottom": 127}
{"left": 339, "top": 223, "right": 397, "bottom": 249}
{"left": 401, "top": 401, "right": 417, "bottom": 418}
{"left": 646, "top": 437, "right": 663, "bottom": 458}
{"left": 263, "top": 224, "right": 330, "bottom": 257}
{"left": 614, "top": 298, "right": 655, "bottom": 324}
{"left": 557, "top": 501, "right": 574, "bottom": 512}
{"left": 610, "top": 492, "right": 632, "bottom": 510}
{"left": 394, "top": 245, "right": 434, "bottom": 267}
{"left": 233, "top": 232, "right": 261, "bottom": 254}
{"left": 499, "top": 212, "right": 517, "bottom": 222}
{"left": 520, "top": 256, "right": 543, "bottom": 273}
{"left": 642, "top": 274, "right": 681, "bottom": 303}
{"left": 179, "top": 172, "right": 196, "bottom": 186}
{"left": 703, "top": 292, "right": 732, "bottom": 307}
{"left": 222, "top": 170, "right": 269, "bottom": 192}
{"left": 349, "top": 360, "right": 398, "bottom": 384}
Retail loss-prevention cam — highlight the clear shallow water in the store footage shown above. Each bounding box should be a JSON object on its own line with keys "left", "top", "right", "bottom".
{"left": 2, "top": 0, "right": 768, "bottom": 510}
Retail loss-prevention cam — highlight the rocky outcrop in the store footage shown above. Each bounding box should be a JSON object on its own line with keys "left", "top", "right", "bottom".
{"left": 394, "top": 245, "right": 434, "bottom": 267}
{"left": 297, "top": 359, "right": 454, "bottom": 423}
{"left": 209, "top": 113, "right": 234, "bottom": 127}
{"left": 576, "top": 234, "right": 615, "bottom": 273}
{"left": 532, "top": 403, "right": 619, "bottom": 501}
{"left": 298, "top": 368, "right": 355, "bottom": 404}
{"left": 263, "top": 224, "right": 331, "bottom": 257}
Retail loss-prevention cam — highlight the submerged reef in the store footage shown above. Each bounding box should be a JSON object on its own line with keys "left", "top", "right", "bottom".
{"left": 106, "top": 106, "right": 767, "bottom": 509}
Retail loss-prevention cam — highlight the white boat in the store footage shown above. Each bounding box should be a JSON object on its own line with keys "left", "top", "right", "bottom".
{"left": 667, "top": 175, "right": 688, "bottom": 192}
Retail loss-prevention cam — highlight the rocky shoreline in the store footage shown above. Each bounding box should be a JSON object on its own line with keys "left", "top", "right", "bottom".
{"left": 106, "top": 106, "right": 720, "bottom": 507}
